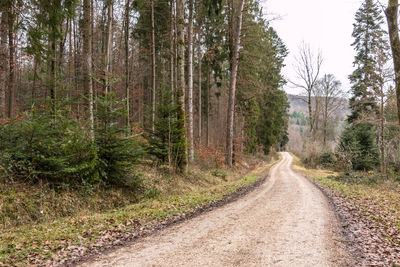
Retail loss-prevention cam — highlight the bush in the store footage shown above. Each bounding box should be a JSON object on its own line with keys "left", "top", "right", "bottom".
{"left": 318, "top": 150, "right": 335, "bottom": 167}
{"left": 0, "top": 95, "right": 145, "bottom": 187}
{"left": 0, "top": 104, "right": 98, "bottom": 184}
{"left": 94, "top": 93, "right": 145, "bottom": 185}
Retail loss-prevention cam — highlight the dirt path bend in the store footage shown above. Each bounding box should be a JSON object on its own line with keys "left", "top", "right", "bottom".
{"left": 81, "top": 152, "right": 351, "bottom": 267}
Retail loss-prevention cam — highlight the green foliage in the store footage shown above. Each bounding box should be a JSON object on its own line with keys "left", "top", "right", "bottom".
{"left": 145, "top": 88, "right": 187, "bottom": 171}
{"left": 338, "top": 123, "right": 379, "bottom": 171}
{"left": 348, "top": 0, "right": 387, "bottom": 122}
{"left": 237, "top": 0, "right": 289, "bottom": 155}
{"left": 94, "top": 93, "right": 144, "bottom": 185}
{"left": 257, "top": 89, "right": 290, "bottom": 154}
{"left": 0, "top": 102, "right": 98, "bottom": 184}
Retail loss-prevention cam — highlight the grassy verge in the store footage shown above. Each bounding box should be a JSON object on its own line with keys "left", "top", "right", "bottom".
{"left": 0, "top": 155, "right": 279, "bottom": 266}
{"left": 290, "top": 153, "right": 400, "bottom": 245}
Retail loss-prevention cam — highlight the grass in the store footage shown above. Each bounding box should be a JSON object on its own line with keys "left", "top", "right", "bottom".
{"left": 0, "top": 154, "right": 280, "bottom": 266}
{"left": 290, "top": 153, "right": 400, "bottom": 245}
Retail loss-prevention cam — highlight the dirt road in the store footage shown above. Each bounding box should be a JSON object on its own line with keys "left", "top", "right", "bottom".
{"left": 81, "top": 152, "right": 351, "bottom": 267}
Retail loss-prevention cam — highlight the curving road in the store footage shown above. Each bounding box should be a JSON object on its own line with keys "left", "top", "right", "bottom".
{"left": 81, "top": 152, "right": 351, "bottom": 267}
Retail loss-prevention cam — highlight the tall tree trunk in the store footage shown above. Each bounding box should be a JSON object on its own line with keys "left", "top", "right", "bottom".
{"left": 187, "top": 0, "right": 194, "bottom": 162}
{"left": 151, "top": 0, "right": 156, "bottom": 131}
{"left": 206, "top": 60, "right": 210, "bottom": 147}
{"left": 198, "top": 37, "right": 202, "bottom": 145}
{"left": 0, "top": 11, "right": 7, "bottom": 119}
{"left": 7, "top": 7, "right": 15, "bottom": 118}
{"left": 83, "top": 0, "right": 95, "bottom": 139}
{"left": 125, "top": 0, "right": 130, "bottom": 130}
{"left": 103, "top": 0, "right": 113, "bottom": 94}
{"left": 226, "top": 0, "right": 244, "bottom": 167}
{"left": 170, "top": 0, "right": 174, "bottom": 95}
{"left": 385, "top": 0, "right": 400, "bottom": 125}
{"left": 176, "top": 0, "right": 188, "bottom": 171}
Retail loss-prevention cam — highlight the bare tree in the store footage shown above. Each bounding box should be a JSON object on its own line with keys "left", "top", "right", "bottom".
{"left": 384, "top": 0, "right": 400, "bottom": 124}
{"left": 290, "top": 42, "right": 323, "bottom": 135}
{"left": 315, "top": 74, "right": 343, "bottom": 146}
{"left": 226, "top": 0, "right": 244, "bottom": 167}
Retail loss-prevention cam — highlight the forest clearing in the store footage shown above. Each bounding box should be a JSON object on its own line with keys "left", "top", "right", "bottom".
{"left": 0, "top": 0, "right": 400, "bottom": 266}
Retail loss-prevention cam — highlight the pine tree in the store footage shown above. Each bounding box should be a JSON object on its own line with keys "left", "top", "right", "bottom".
{"left": 340, "top": 0, "right": 386, "bottom": 171}
{"left": 348, "top": 0, "right": 386, "bottom": 122}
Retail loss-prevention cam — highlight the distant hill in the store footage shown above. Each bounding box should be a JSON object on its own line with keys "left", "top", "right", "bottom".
{"left": 286, "top": 94, "right": 349, "bottom": 118}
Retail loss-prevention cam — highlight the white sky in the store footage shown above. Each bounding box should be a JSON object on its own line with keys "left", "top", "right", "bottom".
{"left": 261, "top": 0, "right": 365, "bottom": 96}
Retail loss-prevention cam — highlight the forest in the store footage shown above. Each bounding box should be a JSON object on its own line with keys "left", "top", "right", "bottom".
{"left": 1, "top": 0, "right": 400, "bottom": 265}
{"left": 0, "top": 0, "right": 289, "bottom": 186}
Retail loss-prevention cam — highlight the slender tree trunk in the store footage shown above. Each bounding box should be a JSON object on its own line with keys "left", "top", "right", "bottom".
{"left": 308, "top": 92, "right": 313, "bottom": 134}
{"left": 103, "top": 0, "right": 113, "bottom": 93}
{"left": 206, "top": 60, "right": 210, "bottom": 147}
{"left": 198, "top": 38, "right": 202, "bottom": 145}
{"left": 125, "top": 0, "right": 130, "bottom": 130}
{"left": 83, "top": 0, "right": 95, "bottom": 139}
{"left": 323, "top": 96, "right": 328, "bottom": 146}
{"left": 226, "top": 0, "right": 244, "bottom": 167}
{"left": 187, "top": 0, "right": 194, "bottom": 162}
{"left": 0, "top": 11, "right": 7, "bottom": 119}
{"left": 176, "top": 0, "right": 188, "bottom": 171}
{"left": 170, "top": 0, "right": 174, "bottom": 95}
{"left": 385, "top": 0, "right": 400, "bottom": 125}
{"left": 151, "top": 0, "right": 156, "bottom": 131}
{"left": 380, "top": 92, "right": 385, "bottom": 173}
{"left": 7, "top": 7, "right": 15, "bottom": 118}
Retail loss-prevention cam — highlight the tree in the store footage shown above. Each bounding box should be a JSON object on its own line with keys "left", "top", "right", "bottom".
{"left": 315, "top": 74, "right": 343, "bottom": 146}
{"left": 175, "top": 0, "right": 188, "bottom": 171}
{"left": 384, "top": 0, "right": 400, "bottom": 124}
{"left": 226, "top": 0, "right": 244, "bottom": 167}
{"left": 290, "top": 42, "right": 323, "bottom": 135}
{"left": 0, "top": 9, "right": 7, "bottom": 118}
{"left": 187, "top": 0, "right": 194, "bottom": 162}
{"left": 83, "top": 0, "right": 95, "bottom": 139}
{"left": 348, "top": 0, "right": 386, "bottom": 123}
{"left": 339, "top": 0, "right": 387, "bottom": 171}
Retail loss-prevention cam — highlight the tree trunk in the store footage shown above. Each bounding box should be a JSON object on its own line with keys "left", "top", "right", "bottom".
{"left": 151, "top": 0, "right": 156, "bottom": 131}
{"left": 198, "top": 36, "right": 202, "bottom": 145}
{"left": 176, "top": 0, "right": 188, "bottom": 171}
{"left": 206, "top": 60, "right": 210, "bottom": 147}
{"left": 125, "top": 0, "right": 130, "bottom": 130}
{"left": 308, "top": 92, "right": 313, "bottom": 134}
{"left": 187, "top": 0, "right": 194, "bottom": 162}
{"left": 0, "top": 11, "right": 7, "bottom": 119}
{"left": 83, "top": 0, "right": 95, "bottom": 139}
{"left": 7, "top": 7, "right": 15, "bottom": 119}
{"left": 170, "top": 0, "right": 175, "bottom": 95}
{"left": 380, "top": 93, "right": 385, "bottom": 173}
{"left": 103, "top": 0, "right": 113, "bottom": 94}
{"left": 385, "top": 0, "right": 400, "bottom": 125}
{"left": 226, "top": 0, "right": 244, "bottom": 167}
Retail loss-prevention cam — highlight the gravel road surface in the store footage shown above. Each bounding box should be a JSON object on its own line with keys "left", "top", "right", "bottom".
{"left": 81, "top": 152, "right": 351, "bottom": 267}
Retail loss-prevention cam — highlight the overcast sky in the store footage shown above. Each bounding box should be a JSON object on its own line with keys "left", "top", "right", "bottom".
{"left": 261, "top": 0, "right": 366, "bottom": 96}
